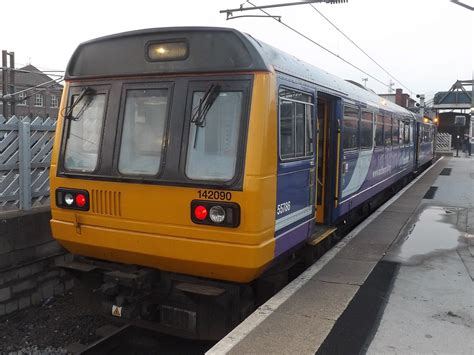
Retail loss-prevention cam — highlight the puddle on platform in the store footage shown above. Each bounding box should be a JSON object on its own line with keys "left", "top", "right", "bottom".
{"left": 385, "top": 206, "right": 468, "bottom": 265}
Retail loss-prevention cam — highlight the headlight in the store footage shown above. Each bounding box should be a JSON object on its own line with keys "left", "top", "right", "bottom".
{"left": 209, "top": 206, "right": 226, "bottom": 223}
{"left": 64, "top": 193, "right": 74, "bottom": 206}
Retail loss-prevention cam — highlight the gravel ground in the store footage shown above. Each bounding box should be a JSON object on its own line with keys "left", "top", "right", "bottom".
{"left": 0, "top": 290, "right": 122, "bottom": 354}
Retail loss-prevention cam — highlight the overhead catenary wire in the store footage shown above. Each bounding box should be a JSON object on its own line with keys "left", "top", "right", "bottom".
{"left": 0, "top": 67, "right": 64, "bottom": 77}
{"left": 17, "top": 79, "right": 64, "bottom": 102}
{"left": 3, "top": 77, "right": 64, "bottom": 107}
{"left": 5, "top": 77, "right": 63, "bottom": 98}
{"left": 309, "top": 4, "right": 415, "bottom": 95}
{"left": 245, "top": 0, "right": 405, "bottom": 92}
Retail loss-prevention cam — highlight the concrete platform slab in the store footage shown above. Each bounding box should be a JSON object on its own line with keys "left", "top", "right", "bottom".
{"left": 228, "top": 311, "right": 335, "bottom": 355}
{"left": 384, "top": 200, "right": 423, "bottom": 213}
{"left": 354, "top": 224, "right": 404, "bottom": 245}
{"left": 335, "top": 241, "right": 388, "bottom": 262}
{"left": 315, "top": 258, "right": 377, "bottom": 286}
{"left": 277, "top": 280, "right": 358, "bottom": 321}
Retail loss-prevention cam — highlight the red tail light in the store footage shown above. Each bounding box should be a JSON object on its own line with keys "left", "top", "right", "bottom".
{"left": 194, "top": 205, "right": 208, "bottom": 220}
{"left": 75, "top": 194, "right": 87, "bottom": 207}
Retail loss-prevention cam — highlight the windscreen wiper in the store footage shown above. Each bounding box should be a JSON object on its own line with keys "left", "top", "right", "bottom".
{"left": 64, "top": 87, "right": 94, "bottom": 121}
{"left": 191, "top": 83, "right": 221, "bottom": 148}
{"left": 191, "top": 83, "right": 221, "bottom": 127}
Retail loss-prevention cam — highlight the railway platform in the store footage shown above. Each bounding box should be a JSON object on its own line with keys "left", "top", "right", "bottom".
{"left": 208, "top": 155, "right": 474, "bottom": 355}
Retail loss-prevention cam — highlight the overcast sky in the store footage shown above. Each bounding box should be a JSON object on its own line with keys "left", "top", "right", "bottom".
{"left": 1, "top": 0, "right": 472, "bottom": 99}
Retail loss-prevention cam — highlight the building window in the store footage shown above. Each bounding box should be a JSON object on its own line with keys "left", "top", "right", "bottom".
{"left": 18, "top": 92, "right": 27, "bottom": 106}
{"left": 34, "top": 94, "right": 44, "bottom": 107}
{"left": 50, "top": 95, "right": 58, "bottom": 108}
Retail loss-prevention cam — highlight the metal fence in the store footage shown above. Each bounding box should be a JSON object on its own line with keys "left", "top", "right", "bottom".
{"left": 436, "top": 132, "right": 452, "bottom": 153}
{"left": 0, "top": 115, "right": 56, "bottom": 211}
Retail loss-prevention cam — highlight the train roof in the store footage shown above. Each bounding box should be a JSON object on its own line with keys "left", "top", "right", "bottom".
{"left": 66, "top": 26, "right": 416, "bottom": 118}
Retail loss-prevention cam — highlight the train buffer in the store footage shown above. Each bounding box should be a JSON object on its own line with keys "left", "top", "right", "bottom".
{"left": 208, "top": 155, "right": 474, "bottom": 355}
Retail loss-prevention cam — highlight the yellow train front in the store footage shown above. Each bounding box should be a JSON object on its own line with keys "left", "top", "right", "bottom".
{"left": 51, "top": 27, "right": 279, "bottom": 339}
{"left": 51, "top": 26, "right": 434, "bottom": 339}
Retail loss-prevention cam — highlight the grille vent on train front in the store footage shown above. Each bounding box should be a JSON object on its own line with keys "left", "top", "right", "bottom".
{"left": 91, "top": 189, "right": 121, "bottom": 216}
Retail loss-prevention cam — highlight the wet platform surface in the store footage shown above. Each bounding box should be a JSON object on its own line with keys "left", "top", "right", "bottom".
{"left": 369, "top": 156, "right": 474, "bottom": 354}
{"left": 208, "top": 156, "right": 474, "bottom": 355}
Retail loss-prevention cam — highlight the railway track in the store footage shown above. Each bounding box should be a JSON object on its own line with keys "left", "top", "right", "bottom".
{"left": 77, "top": 324, "right": 214, "bottom": 355}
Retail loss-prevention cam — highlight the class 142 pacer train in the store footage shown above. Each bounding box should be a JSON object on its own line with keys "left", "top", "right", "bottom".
{"left": 50, "top": 27, "right": 436, "bottom": 339}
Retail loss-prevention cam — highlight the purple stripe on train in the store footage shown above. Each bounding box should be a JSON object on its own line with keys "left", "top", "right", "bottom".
{"left": 338, "top": 146, "right": 414, "bottom": 217}
{"left": 274, "top": 220, "right": 311, "bottom": 257}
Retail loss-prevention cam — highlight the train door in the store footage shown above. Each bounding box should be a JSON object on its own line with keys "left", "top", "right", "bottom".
{"left": 274, "top": 87, "right": 315, "bottom": 257}
{"left": 315, "top": 94, "right": 339, "bottom": 224}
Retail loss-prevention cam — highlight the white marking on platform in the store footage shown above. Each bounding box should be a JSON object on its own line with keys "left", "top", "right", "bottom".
{"left": 206, "top": 157, "right": 443, "bottom": 355}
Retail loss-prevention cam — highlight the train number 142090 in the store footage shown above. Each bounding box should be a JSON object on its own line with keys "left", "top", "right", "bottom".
{"left": 198, "top": 190, "right": 232, "bottom": 201}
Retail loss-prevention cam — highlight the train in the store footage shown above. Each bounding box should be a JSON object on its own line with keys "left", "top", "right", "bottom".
{"left": 50, "top": 27, "right": 436, "bottom": 339}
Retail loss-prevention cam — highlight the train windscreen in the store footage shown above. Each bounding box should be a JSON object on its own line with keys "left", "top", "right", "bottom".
{"left": 186, "top": 89, "right": 243, "bottom": 181}
{"left": 63, "top": 91, "right": 106, "bottom": 172}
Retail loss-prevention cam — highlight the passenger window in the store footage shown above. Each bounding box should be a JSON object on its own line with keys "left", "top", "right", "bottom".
{"left": 375, "top": 114, "right": 384, "bottom": 147}
{"left": 384, "top": 116, "right": 392, "bottom": 146}
{"left": 360, "top": 111, "right": 374, "bottom": 149}
{"left": 342, "top": 106, "right": 359, "bottom": 150}
{"left": 392, "top": 117, "right": 399, "bottom": 145}
{"left": 280, "top": 101, "right": 295, "bottom": 159}
{"left": 305, "top": 105, "right": 314, "bottom": 155}
{"left": 399, "top": 120, "right": 404, "bottom": 145}
{"left": 404, "top": 121, "right": 410, "bottom": 144}
{"left": 118, "top": 89, "right": 168, "bottom": 175}
{"left": 279, "top": 89, "right": 314, "bottom": 160}
{"left": 423, "top": 126, "right": 428, "bottom": 142}
{"left": 295, "top": 102, "right": 305, "bottom": 157}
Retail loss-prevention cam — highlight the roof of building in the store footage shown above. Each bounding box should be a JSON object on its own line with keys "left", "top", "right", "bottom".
{"left": 0, "top": 64, "right": 63, "bottom": 90}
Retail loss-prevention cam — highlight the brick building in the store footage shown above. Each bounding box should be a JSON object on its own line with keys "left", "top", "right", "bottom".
{"left": 379, "top": 88, "right": 416, "bottom": 109}
{"left": 0, "top": 64, "right": 63, "bottom": 119}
